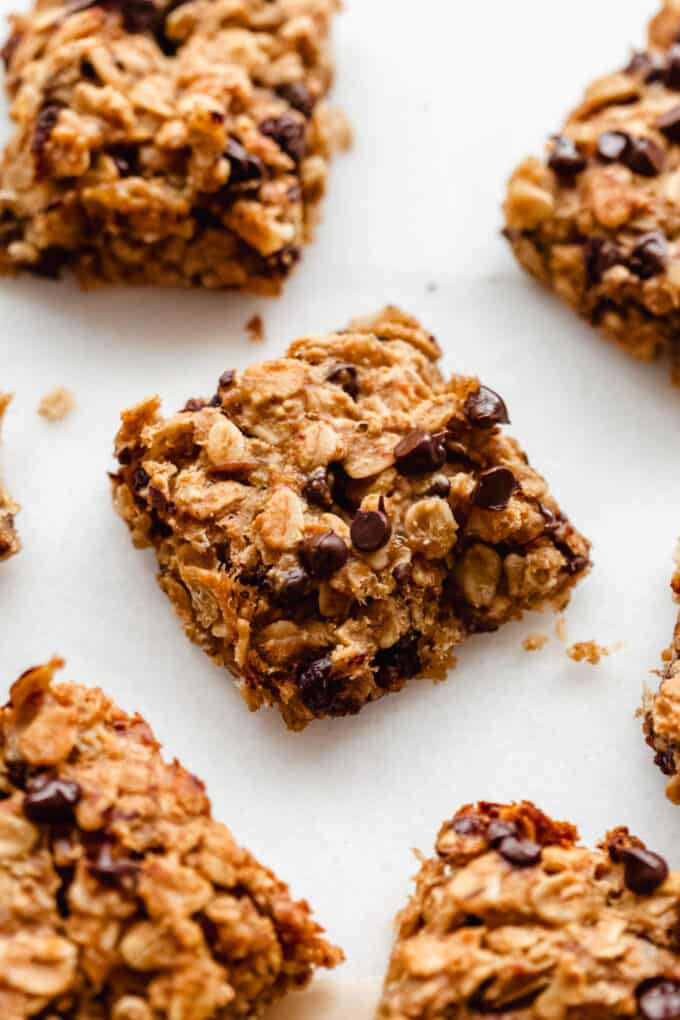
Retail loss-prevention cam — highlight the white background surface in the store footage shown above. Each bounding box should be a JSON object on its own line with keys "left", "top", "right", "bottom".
{"left": 2, "top": 0, "right": 680, "bottom": 1014}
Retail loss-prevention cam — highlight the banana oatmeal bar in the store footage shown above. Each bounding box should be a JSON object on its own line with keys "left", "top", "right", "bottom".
{"left": 0, "top": 0, "right": 350, "bottom": 291}
{"left": 111, "top": 307, "right": 591, "bottom": 730}
{"left": 504, "top": 0, "right": 680, "bottom": 383}
{"left": 377, "top": 800, "right": 680, "bottom": 1020}
{"left": 642, "top": 552, "right": 680, "bottom": 802}
{"left": 0, "top": 657, "right": 342, "bottom": 1018}
{"left": 0, "top": 391, "right": 20, "bottom": 561}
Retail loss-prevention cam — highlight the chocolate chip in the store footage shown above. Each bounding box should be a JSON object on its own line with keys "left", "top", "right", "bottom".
{"left": 23, "top": 775, "right": 82, "bottom": 825}
{"left": 260, "top": 114, "right": 307, "bottom": 162}
{"left": 326, "top": 363, "right": 359, "bottom": 399}
{"left": 131, "top": 465, "right": 150, "bottom": 492}
{"left": 107, "top": 144, "right": 139, "bottom": 177}
{"left": 181, "top": 398, "right": 206, "bottom": 412}
{"left": 31, "top": 103, "right": 61, "bottom": 177}
{"left": 539, "top": 503, "right": 560, "bottom": 533}
{"left": 667, "top": 44, "right": 680, "bottom": 90}
{"left": 374, "top": 635, "right": 421, "bottom": 689}
{"left": 451, "top": 815, "right": 486, "bottom": 836}
{"left": 303, "top": 467, "right": 333, "bottom": 508}
{"left": 277, "top": 81, "right": 316, "bottom": 118}
{"left": 474, "top": 467, "right": 517, "bottom": 511}
{"left": 464, "top": 386, "right": 510, "bottom": 429}
{"left": 394, "top": 430, "right": 446, "bottom": 475}
{"left": 392, "top": 561, "right": 412, "bottom": 585}
{"left": 597, "top": 131, "right": 630, "bottom": 163}
{"left": 620, "top": 847, "right": 669, "bottom": 895}
{"left": 351, "top": 502, "right": 391, "bottom": 552}
{"left": 655, "top": 749, "right": 677, "bottom": 776}
{"left": 498, "top": 835, "right": 542, "bottom": 867}
{"left": 487, "top": 820, "right": 517, "bottom": 846}
{"left": 659, "top": 105, "right": 680, "bottom": 146}
{"left": 296, "top": 656, "right": 342, "bottom": 715}
{"left": 428, "top": 475, "right": 451, "bottom": 498}
{"left": 625, "top": 50, "right": 667, "bottom": 82}
{"left": 108, "top": 0, "right": 157, "bottom": 33}
{"left": 269, "top": 567, "right": 310, "bottom": 606}
{"left": 548, "top": 135, "right": 587, "bottom": 179}
{"left": 629, "top": 231, "right": 667, "bottom": 279}
{"left": 623, "top": 136, "right": 665, "bottom": 177}
{"left": 86, "top": 837, "right": 140, "bottom": 889}
{"left": 265, "top": 245, "right": 301, "bottom": 277}
{"left": 225, "top": 138, "right": 264, "bottom": 184}
{"left": 583, "top": 236, "right": 624, "bottom": 286}
{"left": 218, "top": 369, "right": 236, "bottom": 389}
{"left": 636, "top": 979, "right": 680, "bottom": 1020}
{"left": 566, "top": 554, "right": 590, "bottom": 576}
{"left": 299, "top": 530, "right": 348, "bottom": 578}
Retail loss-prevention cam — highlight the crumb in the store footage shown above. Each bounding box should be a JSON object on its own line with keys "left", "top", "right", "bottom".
{"left": 555, "top": 616, "right": 569, "bottom": 643}
{"left": 567, "top": 640, "right": 611, "bottom": 665}
{"left": 523, "top": 633, "right": 549, "bottom": 652}
{"left": 662, "top": 646, "right": 674, "bottom": 663}
{"left": 246, "top": 314, "right": 265, "bottom": 343}
{"left": 38, "top": 386, "right": 75, "bottom": 422}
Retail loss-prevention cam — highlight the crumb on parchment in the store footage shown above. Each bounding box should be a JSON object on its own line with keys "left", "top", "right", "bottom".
{"left": 523, "top": 633, "right": 549, "bottom": 652}
{"left": 38, "top": 387, "right": 75, "bottom": 422}
{"left": 567, "top": 640, "right": 612, "bottom": 665}
{"left": 246, "top": 314, "right": 265, "bottom": 343}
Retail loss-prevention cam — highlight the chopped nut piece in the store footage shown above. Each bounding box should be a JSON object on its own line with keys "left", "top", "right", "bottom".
{"left": 37, "top": 387, "right": 75, "bottom": 422}
{"left": 377, "top": 801, "right": 680, "bottom": 1020}
{"left": 111, "top": 307, "right": 591, "bottom": 730}
{"left": 504, "top": 2, "right": 680, "bottom": 383}
{"left": 567, "top": 639, "right": 612, "bottom": 664}
{"left": 0, "top": 391, "right": 20, "bottom": 561}
{"left": 0, "top": 0, "right": 350, "bottom": 293}
{"left": 0, "top": 658, "right": 342, "bottom": 1018}
{"left": 523, "top": 632, "right": 549, "bottom": 652}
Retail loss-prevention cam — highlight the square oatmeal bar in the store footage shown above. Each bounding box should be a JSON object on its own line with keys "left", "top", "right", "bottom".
{"left": 112, "top": 307, "right": 591, "bottom": 730}
{"left": 0, "top": 0, "right": 350, "bottom": 291}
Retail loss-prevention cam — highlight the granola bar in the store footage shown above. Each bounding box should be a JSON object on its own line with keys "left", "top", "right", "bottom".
{"left": 642, "top": 552, "right": 680, "bottom": 801}
{"left": 111, "top": 306, "right": 591, "bottom": 730}
{"left": 0, "top": 391, "right": 20, "bottom": 561}
{"left": 0, "top": 657, "right": 342, "bottom": 1019}
{"left": 504, "top": 1, "right": 680, "bottom": 383}
{"left": 377, "top": 800, "right": 680, "bottom": 1020}
{"left": 0, "top": 0, "right": 350, "bottom": 292}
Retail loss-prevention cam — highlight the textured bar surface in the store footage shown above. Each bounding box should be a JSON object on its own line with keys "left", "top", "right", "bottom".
{"left": 643, "top": 550, "right": 680, "bottom": 802}
{"left": 0, "top": 391, "right": 20, "bottom": 561}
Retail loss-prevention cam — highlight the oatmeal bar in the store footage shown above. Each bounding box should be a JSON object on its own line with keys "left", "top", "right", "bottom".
{"left": 0, "top": 0, "right": 350, "bottom": 292}
{"left": 0, "top": 657, "right": 342, "bottom": 1019}
{"left": 504, "top": 1, "right": 680, "bottom": 382}
{"left": 377, "top": 800, "right": 680, "bottom": 1020}
{"left": 0, "top": 391, "right": 20, "bottom": 561}
{"left": 111, "top": 307, "right": 591, "bottom": 730}
{"left": 642, "top": 553, "right": 680, "bottom": 802}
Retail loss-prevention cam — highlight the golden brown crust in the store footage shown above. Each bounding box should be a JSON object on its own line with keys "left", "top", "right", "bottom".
{"left": 643, "top": 551, "right": 680, "bottom": 802}
{"left": 111, "top": 307, "right": 591, "bottom": 730}
{"left": 504, "top": 1, "right": 680, "bottom": 381}
{"left": 0, "top": 391, "right": 20, "bottom": 561}
{"left": 0, "top": 658, "right": 342, "bottom": 1018}
{"left": 377, "top": 801, "right": 680, "bottom": 1020}
{"left": 0, "top": 0, "right": 351, "bottom": 292}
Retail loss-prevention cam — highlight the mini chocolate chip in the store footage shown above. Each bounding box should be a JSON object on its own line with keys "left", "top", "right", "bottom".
{"left": 620, "top": 847, "right": 669, "bottom": 895}
{"left": 474, "top": 467, "right": 517, "bottom": 511}
{"left": 394, "top": 430, "right": 446, "bottom": 475}
{"left": 277, "top": 81, "right": 316, "bottom": 118}
{"left": 625, "top": 50, "right": 667, "bottom": 82}
{"left": 374, "top": 635, "right": 421, "bottom": 689}
{"left": 636, "top": 978, "right": 680, "bottom": 1020}
{"left": 548, "top": 135, "right": 587, "bottom": 179}
{"left": 87, "top": 838, "right": 140, "bottom": 888}
{"left": 428, "top": 475, "right": 451, "bottom": 498}
{"left": 539, "top": 503, "right": 560, "bottom": 533}
{"left": 299, "top": 530, "right": 348, "bottom": 578}
{"left": 566, "top": 554, "right": 590, "bottom": 576}
{"left": 464, "top": 386, "right": 510, "bottom": 429}
{"left": 629, "top": 231, "right": 667, "bottom": 279}
{"left": 269, "top": 567, "right": 311, "bottom": 606}
{"left": 296, "top": 656, "right": 342, "bottom": 715}
{"left": 392, "top": 561, "right": 412, "bottom": 585}
{"left": 131, "top": 465, "right": 150, "bottom": 491}
{"left": 24, "top": 775, "right": 82, "bottom": 825}
{"left": 107, "top": 144, "right": 138, "bottom": 177}
{"left": 351, "top": 502, "right": 391, "bottom": 552}
{"left": 667, "top": 44, "right": 680, "bottom": 90}
{"left": 583, "top": 236, "right": 624, "bottom": 286}
{"left": 597, "top": 131, "right": 630, "bottom": 163}
{"left": 622, "top": 136, "right": 665, "bottom": 177}
{"left": 303, "top": 467, "right": 333, "bottom": 508}
{"left": 655, "top": 749, "right": 677, "bottom": 776}
{"left": 225, "top": 138, "right": 264, "bottom": 184}
{"left": 451, "top": 815, "right": 486, "bottom": 836}
{"left": 181, "top": 398, "right": 206, "bottom": 412}
{"left": 260, "top": 114, "right": 307, "bottom": 162}
{"left": 661, "top": 112, "right": 680, "bottom": 160}
{"left": 487, "top": 820, "right": 517, "bottom": 846}
{"left": 265, "top": 245, "right": 301, "bottom": 277}
{"left": 32, "top": 103, "right": 61, "bottom": 177}
{"left": 498, "top": 835, "right": 542, "bottom": 867}
{"left": 218, "top": 369, "right": 236, "bottom": 389}
{"left": 326, "top": 363, "right": 359, "bottom": 399}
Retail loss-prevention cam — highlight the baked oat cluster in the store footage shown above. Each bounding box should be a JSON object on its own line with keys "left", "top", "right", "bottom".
{"left": 111, "top": 306, "right": 591, "bottom": 730}
{"left": 0, "top": 0, "right": 350, "bottom": 291}
{"left": 643, "top": 552, "right": 680, "bottom": 804}
{"left": 504, "top": 0, "right": 680, "bottom": 382}
{"left": 0, "top": 658, "right": 341, "bottom": 1019}
{"left": 377, "top": 800, "right": 680, "bottom": 1020}
{"left": 0, "top": 391, "right": 20, "bottom": 561}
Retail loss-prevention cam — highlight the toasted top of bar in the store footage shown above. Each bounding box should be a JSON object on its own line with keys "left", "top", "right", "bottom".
{"left": 378, "top": 800, "right": 680, "bottom": 1020}
{"left": 0, "top": 658, "right": 341, "bottom": 1018}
